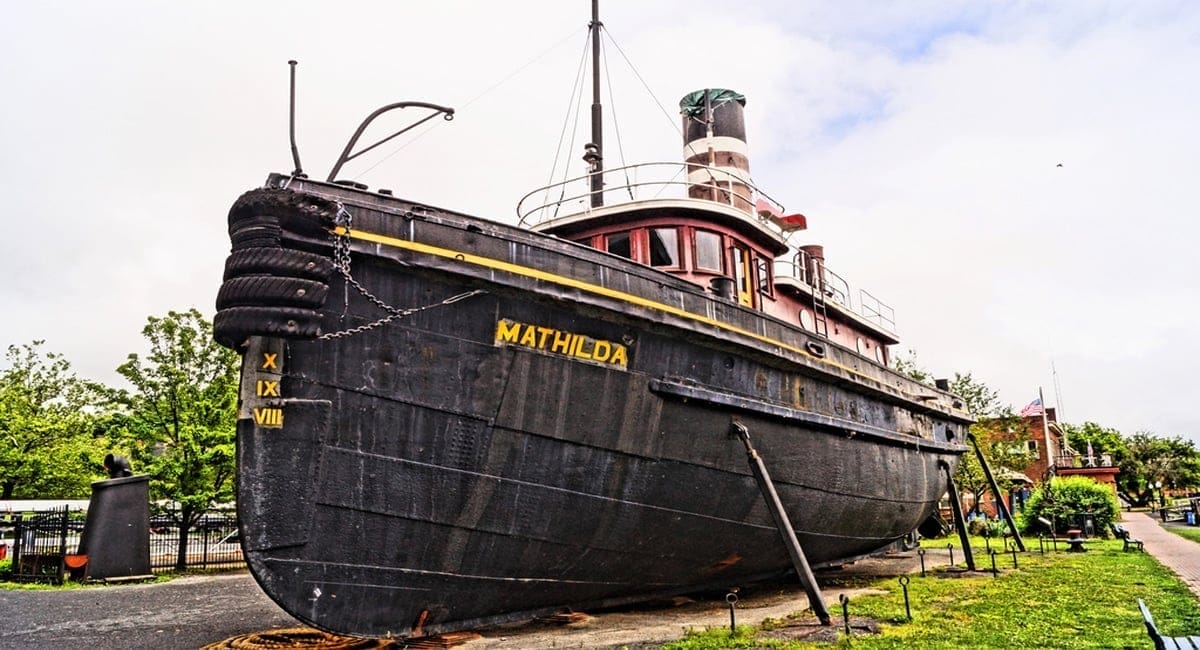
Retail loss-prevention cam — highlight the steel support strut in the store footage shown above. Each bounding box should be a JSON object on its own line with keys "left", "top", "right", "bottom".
{"left": 967, "top": 432, "right": 1026, "bottom": 551}
{"left": 731, "top": 421, "right": 832, "bottom": 625}
{"left": 940, "top": 460, "right": 976, "bottom": 571}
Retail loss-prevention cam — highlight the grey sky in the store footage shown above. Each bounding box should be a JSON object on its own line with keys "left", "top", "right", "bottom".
{"left": 2, "top": 1, "right": 1197, "bottom": 442}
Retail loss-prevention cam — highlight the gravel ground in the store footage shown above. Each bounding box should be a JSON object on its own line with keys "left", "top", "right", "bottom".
{"left": 0, "top": 549, "right": 935, "bottom": 649}
{"left": 0, "top": 572, "right": 298, "bottom": 649}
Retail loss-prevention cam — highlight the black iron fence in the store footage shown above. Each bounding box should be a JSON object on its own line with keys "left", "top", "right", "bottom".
{"left": 4, "top": 506, "right": 87, "bottom": 584}
{"left": 149, "top": 512, "right": 244, "bottom": 573}
{"left": 2, "top": 507, "right": 245, "bottom": 582}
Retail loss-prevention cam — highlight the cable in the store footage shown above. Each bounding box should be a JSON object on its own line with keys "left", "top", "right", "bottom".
{"left": 353, "top": 26, "right": 585, "bottom": 180}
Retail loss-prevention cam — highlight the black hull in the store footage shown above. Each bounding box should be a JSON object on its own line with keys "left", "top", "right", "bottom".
{"left": 218, "top": 177, "right": 969, "bottom": 638}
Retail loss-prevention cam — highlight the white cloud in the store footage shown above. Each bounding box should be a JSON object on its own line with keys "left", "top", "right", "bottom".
{"left": 1, "top": 1, "right": 1197, "bottom": 442}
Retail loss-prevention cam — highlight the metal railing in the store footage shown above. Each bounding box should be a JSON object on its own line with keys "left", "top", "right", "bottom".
{"left": 773, "top": 250, "right": 896, "bottom": 335}
{"left": 5, "top": 506, "right": 83, "bottom": 584}
{"left": 1, "top": 508, "right": 245, "bottom": 582}
{"left": 149, "top": 512, "right": 244, "bottom": 573}
{"left": 1055, "top": 452, "right": 1114, "bottom": 469}
{"left": 517, "top": 161, "right": 785, "bottom": 229}
{"left": 515, "top": 162, "right": 897, "bottom": 335}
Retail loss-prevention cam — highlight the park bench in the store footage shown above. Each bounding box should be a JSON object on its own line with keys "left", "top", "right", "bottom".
{"left": 1112, "top": 523, "right": 1144, "bottom": 552}
{"left": 1139, "top": 599, "right": 1200, "bottom": 649}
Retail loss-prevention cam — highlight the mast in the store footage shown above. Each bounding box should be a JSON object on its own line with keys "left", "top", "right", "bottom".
{"left": 586, "top": 0, "right": 604, "bottom": 207}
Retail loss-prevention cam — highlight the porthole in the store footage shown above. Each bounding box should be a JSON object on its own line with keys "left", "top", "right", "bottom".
{"left": 799, "top": 309, "right": 814, "bottom": 331}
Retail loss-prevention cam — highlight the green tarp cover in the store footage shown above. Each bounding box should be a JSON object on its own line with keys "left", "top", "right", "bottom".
{"left": 679, "top": 89, "right": 745, "bottom": 116}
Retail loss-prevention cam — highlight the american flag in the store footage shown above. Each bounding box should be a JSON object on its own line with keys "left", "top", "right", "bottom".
{"left": 1019, "top": 398, "right": 1044, "bottom": 417}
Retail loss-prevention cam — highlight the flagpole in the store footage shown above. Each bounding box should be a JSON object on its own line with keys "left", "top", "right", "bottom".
{"left": 1040, "top": 386, "right": 1054, "bottom": 470}
{"left": 1052, "top": 360, "right": 1065, "bottom": 422}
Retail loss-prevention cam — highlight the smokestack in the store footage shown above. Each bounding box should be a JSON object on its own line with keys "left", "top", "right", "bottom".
{"left": 679, "top": 89, "right": 752, "bottom": 213}
{"left": 799, "top": 245, "right": 825, "bottom": 290}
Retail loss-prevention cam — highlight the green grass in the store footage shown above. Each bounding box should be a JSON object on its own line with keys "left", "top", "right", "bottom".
{"left": 661, "top": 537, "right": 1200, "bottom": 649}
{"left": 1163, "top": 524, "right": 1200, "bottom": 545}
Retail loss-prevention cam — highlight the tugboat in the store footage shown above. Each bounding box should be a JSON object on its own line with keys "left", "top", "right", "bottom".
{"left": 213, "top": 3, "right": 970, "bottom": 639}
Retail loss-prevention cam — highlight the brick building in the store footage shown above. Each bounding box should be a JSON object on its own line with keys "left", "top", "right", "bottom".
{"left": 965, "top": 407, "right": 1119, "bottom": 517}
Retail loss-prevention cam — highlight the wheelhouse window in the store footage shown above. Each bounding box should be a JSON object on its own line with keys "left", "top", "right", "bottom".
{"left": 649, "top": 227, "right": 680, "bottom": 268}
{"left": 605, "top": 231, "right": 632, "bottom": 259}
{"left": 694, "top": 230, "right": 724, "bottom": 272}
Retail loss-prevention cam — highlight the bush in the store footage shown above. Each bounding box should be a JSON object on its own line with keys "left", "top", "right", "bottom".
{"left": 1018, "top": 476, "right": 1121, "bottom": 536}
{"left": 967, "top": 517, "right": 1011, "bottom": 537}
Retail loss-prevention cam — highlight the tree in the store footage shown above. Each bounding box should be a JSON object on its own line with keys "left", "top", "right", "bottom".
{"left": 1111, "top": 432, "right": 1200, "bottom": 507}
{"left": 949, "top": 372, "right": 1035, "bottom": 516}
{"left": 891, "top": 351, "right": 1032, "bottom": 515}
{"left": 891, "top": 349, "right": 932, "bottom": 385}
{"left": 0, "top": 341, "right": 106, "bottom": 499}
{"left": 949, "top": 372, "right": 1002, "bottom": 420}
{"left": 110, "top": 309, "right": 239, "bottom": 571}
{"left": 1061, "top": 420, "right": 1127, "bottom": 472}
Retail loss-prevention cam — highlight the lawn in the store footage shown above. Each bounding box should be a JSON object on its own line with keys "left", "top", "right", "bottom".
{"left": 1163, "top": 523, "right": 1200, "bottom": 545}
{"left": 660, "top": 536, "right": 1200, "bottom": 649}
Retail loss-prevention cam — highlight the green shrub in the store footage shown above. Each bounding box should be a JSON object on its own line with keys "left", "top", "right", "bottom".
{"left": 1018, "top": 476, "right": 1120, "bottom": 536}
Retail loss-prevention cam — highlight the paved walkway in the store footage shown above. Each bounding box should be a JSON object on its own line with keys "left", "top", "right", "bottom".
{"left": 1120, "top": 511, "right": 1200, "bottom": 598}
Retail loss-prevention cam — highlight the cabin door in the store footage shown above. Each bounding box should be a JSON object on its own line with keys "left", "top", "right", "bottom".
{"left": 732, "top": 244, "right": 754, "bottom": 307}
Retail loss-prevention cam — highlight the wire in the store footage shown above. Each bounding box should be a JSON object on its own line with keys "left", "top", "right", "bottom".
{"left": 547, "top": 29, "right": 592, "bottom": 221}
{"left": 353, "top": 26, "right": 585, "bottom": 181}
{"left": 600, "top": 27, "right": 634, "bottom": 201}
{"left": 602, "top": 25, "right": 684, "bottom": 140}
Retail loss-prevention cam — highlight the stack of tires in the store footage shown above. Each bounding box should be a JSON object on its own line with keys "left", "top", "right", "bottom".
{"left": 213, "top": 188, "right": 337, "bottom": 349}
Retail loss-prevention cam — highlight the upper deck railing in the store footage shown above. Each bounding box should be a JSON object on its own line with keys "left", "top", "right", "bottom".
{"left": 516, "top": 162, "right": 895, "bottom": 336}
{"left": 773, "top": 251, "right": 897, "bottom": 335}
{"left": 516, "top": 161, "right": 785, "bottom": 230}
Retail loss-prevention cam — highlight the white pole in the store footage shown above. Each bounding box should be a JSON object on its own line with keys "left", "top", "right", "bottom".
{"left": 1040, "top": 386, "right": 1054, "bottom": 469}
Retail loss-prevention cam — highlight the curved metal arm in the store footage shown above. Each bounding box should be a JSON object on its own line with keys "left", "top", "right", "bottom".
{"left": 326, "top": 101, "right": 455, "bottom": 182}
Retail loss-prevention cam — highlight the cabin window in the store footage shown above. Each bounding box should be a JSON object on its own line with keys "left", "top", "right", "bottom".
{"left": 756, "top": 257, "right": 773, "bottom": 298}
{"left": 694, "top": 230, "right": 723, "bottom": 272}
{"left": 573, "top": 236, "right": 595, "bottom": 248}
{"left": 649, "top": 227, "right": 680, "bottom": 268}
{"left": 605, "top": 231, "right": 632, "bottom": 259}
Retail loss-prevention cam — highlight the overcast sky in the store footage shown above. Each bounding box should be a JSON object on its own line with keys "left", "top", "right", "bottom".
{"left": 2, "top": 1, "right": 1197, "bottom": 443}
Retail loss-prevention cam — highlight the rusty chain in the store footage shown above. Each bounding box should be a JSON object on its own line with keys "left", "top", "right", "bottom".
{"left": 317, "top": 203, "right": 486, "bottom": 340}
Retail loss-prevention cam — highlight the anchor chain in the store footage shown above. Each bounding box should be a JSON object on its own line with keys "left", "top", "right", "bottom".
{"left": 318, "top": 203, "right": 486, "bottom": 340}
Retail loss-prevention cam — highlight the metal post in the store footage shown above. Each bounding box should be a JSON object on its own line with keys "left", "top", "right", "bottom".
{"left": 839, "top": 594, "right": 851, "bottom": 635}
{"left": 967, "top": 432, "right": 1025, "bottom": 551}
{"left": 731, "top": 422, "right": 832, "bottom": 625}
{"left": 941, "top": 461, "right": 976, "bottom": 571}
{"left": 287, "top": 60, "right": 304, "bottom": 177}
{"left": 55, "top": 506, "right": 69, "bottom": 585}
{"left": 587, "top": 0, "right": 604, "bottom": 207}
